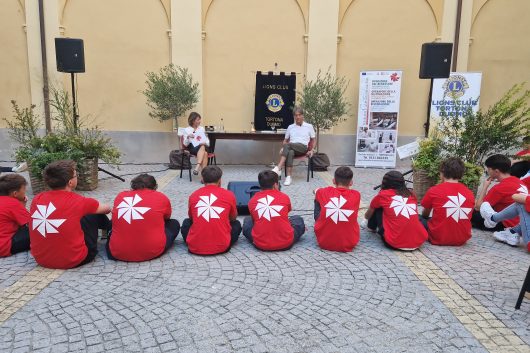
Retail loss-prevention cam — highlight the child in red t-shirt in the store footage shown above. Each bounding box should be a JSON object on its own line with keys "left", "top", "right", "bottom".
{"left": 181, "top": 166, "right": 241, "bottom": 255}
{"left": 476, "top": 154, "right": 528, "bottom": 231}
{"left": 486, "top": 193, "right": 530, "bottom": 250}
{"left": 243, "top": 170, "right": 305, "bottom": 251}
{"left": 314, "top": 166, "right": 360, "bottom": 252}
{"left": 0, "top": 174, "right": 30, "bottom": 257}
{"left": 29, "top": 160, "right": 111, "bottom": 269}
{"left": 421, "top": 157, "right": 475, "bottom": 246}
{"left": 107, "top": 174, "right": 180, "bottom": 262}
{"left": 364, "top": 171, "right": 427, "bottom": 250}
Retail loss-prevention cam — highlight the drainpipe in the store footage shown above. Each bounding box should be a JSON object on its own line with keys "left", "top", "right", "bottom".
{"left": 452, "top": 0, "right": 463, "bottom": 71}
{"left": 38, "top": 0, "right": 51, "bottom": 133}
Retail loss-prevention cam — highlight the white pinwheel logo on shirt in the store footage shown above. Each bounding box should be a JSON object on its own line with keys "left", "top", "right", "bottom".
{"left": 389, "top": 195, "right": 417, "bottom": 219}
{"left": 116, "top": 194, "right": 151, "bottom": 224}
{"left": 324, "top": 195, "right": 354, "bottom": 224}
{"left": 31, "top": 202, "right": 66, "bottom": 237}
{"left": 255, "top": 195, "right": 283, "bottom": 221}
{"left": 196, "top": 194, "right": 225, "bottom": 222}
{"left": 518, "top": 184, "right": 528, "bottom": 195}
{"left": 443, "top": 193, "right": 472, "bottom": 222}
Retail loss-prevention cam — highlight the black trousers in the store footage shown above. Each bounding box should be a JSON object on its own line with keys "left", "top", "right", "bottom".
{"left": 471, "top": 210, "right": 504, "bottom": 231}
{"left": 10, "top": 225, "right": 30, "bottom": 255}
{"left": 242, "top": 216, "right": 305, "bottom": 250}
{"left": 105, "top": 219, "right": 180, "bottom": 260}
{"left": 181, "top": 218, "right": 241, "bottom": 251}
{"left": 0, "top": 166, "right": 14, "bottom": 173}
{"left": 77, "top": 214, "right": 112, "bottom": 267}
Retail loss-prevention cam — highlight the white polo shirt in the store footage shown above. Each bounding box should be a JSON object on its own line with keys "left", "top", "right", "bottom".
{"left": 285, "top": 122, "right": 316, "bottom": 147}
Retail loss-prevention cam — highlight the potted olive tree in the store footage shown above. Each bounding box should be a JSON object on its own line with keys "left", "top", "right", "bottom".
{"left": 142, "top": 64, "right": 200, "bottom": 129}
{"left": 297, "top": 69, "right": 350, "bottom": 169}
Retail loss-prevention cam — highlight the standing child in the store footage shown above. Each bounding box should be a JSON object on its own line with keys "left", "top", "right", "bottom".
{"left": 364, "top": 171, "right": 427, "bottom": 250}
{"left": 314, "top": 166, "right": 361, "bottom": 252}
{"left": 243, "top": 170, "right": 305, "bottom": 251}
{"left": 0, "top": 174, "right": 30, "bottom": 257}
{"left": 421, "top": 157, "right": 475, "bottom": 246}
{"left": 107, "top": 174, "right": 180, "bottom": 262}
{"left": 29, "top": 160, "right": 111, "bottom": 269}
{"left": 181, "top": 166, "right": 241, "bottom": 255}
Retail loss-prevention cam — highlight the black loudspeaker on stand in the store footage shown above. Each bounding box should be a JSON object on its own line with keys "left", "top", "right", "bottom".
{"left": 55, "top": 38, "right": 124, "bottom": 183}
{"left": 419, "top": 42, "right": 453, "bottom": 137}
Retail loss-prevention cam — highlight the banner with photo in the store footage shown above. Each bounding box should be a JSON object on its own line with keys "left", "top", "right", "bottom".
{"left": 254, "top": 72, "right": 296, "bottom": 131}
{"left": 355, "top": 70, "right": 402, "bottom": 168}
{"left": 430, "top": 72, "right": 482, "bottom": 128}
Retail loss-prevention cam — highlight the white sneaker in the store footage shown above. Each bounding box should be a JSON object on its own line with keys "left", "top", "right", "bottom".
{"left": 12, "top": 162, "right": 28, "bottom": 173}
{"left": 272, "top": 166, "right": 281, "bottom": 176}
{"left": 283, "top": 176, "right": 292, "bottom": 186}
{"left": 493, "top": 229, "right": 520, "bottom": 246}
{"left": 480, "top": 202, "right": 497, "bottom": 228}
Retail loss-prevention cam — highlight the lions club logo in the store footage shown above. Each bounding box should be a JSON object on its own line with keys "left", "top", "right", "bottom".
{"left": 443, "top": 75, "right": 469, "bottom": 100}
{"left": 266, "top": 94, "right": 284, "bottom": 113}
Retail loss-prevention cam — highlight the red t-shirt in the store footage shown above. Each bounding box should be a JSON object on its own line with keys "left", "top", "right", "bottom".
{"left": 421, "top": 182, "right": 475, "bottom": 246}
{"left": 521, "top": 175, "right": 530, "bottom": 190}
{"left": 186, "top": 185, "right": 237, "bottom": 255}
{"left": 484, "top": 176, "right": 527, "bottom": 228}
{"left": 516, "top": 149, "right": 529, "bottom": 157}
{"left": 109, "top": 189, "right": 172, "bottom": 261}
{"left": 248, "top": 189, "right": 293, "bottom": 250}
{"left": 0, "top": 196, "right": 30, "bottom": 257}
{"left": 369, "top": 189, "right": 427, "bottom": 249}
{"left": 30, "top": 190, "right": 99, "bottom": 269}
{"left": 314, "top": 186, "right": 361, "bottom": 252}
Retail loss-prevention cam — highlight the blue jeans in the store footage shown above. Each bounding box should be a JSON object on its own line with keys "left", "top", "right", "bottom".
{"left": 492, "top": 203, "right": 530, "bottom": 245}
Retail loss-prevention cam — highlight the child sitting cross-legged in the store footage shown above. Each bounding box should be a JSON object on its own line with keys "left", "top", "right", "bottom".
{"left": 243, "top": 170, "right": 305, "bottom": 251}
{"left": 364, "top": 171, "right": 427, "bottom": 250}
{"left": 314, "top": 166, "right": 361, "bottom": 252}
{"left": 0, "top": 174, "right": 30, "bottom": 257}
{"left": 420, "top": 157, "right": 475, "bottom": 246}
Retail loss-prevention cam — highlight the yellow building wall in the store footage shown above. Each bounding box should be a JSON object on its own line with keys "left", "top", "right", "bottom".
{"left": 336, "top": 0, "right": 438, "bottom": 137}
{"left": 202, "top": 0, "right": 306, "bottom": 131}
{"left": 0, "top": 1, "right": 31, "bottom": 128}
{"left": 468, "top": 0, "right": 530, "bottom": 110}
{"left": 60, "top": 0, "right": 171, "bottom": 131}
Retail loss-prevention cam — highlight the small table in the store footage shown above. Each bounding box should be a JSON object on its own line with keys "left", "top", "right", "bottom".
{"left": 207, "top": 131, "right": 286, "bottom": 152}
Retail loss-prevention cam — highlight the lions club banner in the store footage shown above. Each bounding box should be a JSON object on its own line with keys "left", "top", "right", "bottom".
{"left": 430, "top": 72, "right": 482, "bottom": 124}
{"left": 355, "top": 70, "right": 403, "bottom": 168}
{"left": 254, "top": 72, "right": 296, "bottom": 131}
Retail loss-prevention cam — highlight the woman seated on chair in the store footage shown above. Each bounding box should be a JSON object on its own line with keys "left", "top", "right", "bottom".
{"left": 183, "top": 112, "right": 210, "bottom": 175}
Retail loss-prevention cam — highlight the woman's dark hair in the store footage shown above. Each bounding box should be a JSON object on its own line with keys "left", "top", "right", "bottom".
{"left": 43, "top": 160, "right": 76, "bottom": 190}
{"left": 381, "top": 170, "right": 411, "bottom": 197}
{"left": 130, "top": 174, "right": 157, "bottom": 190}
{"left": 0, "top": 174, "right": 27, "bottom": 196}
{"left": 188, "top": 112, "right": 201, "bottom": 127}
{"left": 440, "top": 157, "right": 465, "bottom": 180}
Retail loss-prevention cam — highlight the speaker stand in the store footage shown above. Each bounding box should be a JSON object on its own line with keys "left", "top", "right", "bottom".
{"left": 423, "top": 78, "right": 434, "bottom": 137}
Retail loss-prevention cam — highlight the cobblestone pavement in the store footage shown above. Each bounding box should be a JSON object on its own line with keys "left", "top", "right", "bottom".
{"left": 1, "top": 164, "right": 529, "bottom": 353}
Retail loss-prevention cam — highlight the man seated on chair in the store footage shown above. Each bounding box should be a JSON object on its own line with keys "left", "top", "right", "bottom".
{"left": 272, "top": 106, "right": 315, "bottom": 186}
{"left": 182, "top": 112, "right": 210, "bottom": 176}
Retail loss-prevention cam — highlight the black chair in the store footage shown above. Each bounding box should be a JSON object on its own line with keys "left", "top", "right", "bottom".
{"left": 515, "top": 265, "right": 530, "bottom": 309}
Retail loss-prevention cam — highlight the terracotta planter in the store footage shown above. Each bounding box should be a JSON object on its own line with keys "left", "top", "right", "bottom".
{"left": 76, "top": 157, "right": 99, "bottom": 191}
{"left": 28, "top": 165, "right": 46, "bottom": 195}
{"left": 413, "top": 168, "right": 436, "bottom": 202}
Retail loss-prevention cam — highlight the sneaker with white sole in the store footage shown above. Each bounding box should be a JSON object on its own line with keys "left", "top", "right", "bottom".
{"left": 283, "top": 176, "right": 292, "bottom": 186}
{"left": 272, "top": 166, "right": 281, "bottom": 176}
{"left": 480, "top": 202, "right": 497, "bottom": 228}
{"left": 493, "top": 229, "right": 520, "bottom": 246}
{"left": 12, "top": 162, "right": 28, "bottom": 173}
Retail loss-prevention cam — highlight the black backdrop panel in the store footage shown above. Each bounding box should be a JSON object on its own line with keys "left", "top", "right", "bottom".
{"left": 254, "top": 72, "right": 296, "bottom": 130}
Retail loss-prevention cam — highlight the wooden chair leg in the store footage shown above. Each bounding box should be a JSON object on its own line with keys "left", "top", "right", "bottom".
{"left": 516, "top": 265, "right": 530, "bottom": 309}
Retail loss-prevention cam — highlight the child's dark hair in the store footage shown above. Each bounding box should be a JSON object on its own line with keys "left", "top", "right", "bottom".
{"left": 43, "top": 160, "right": 76, "bottom": 190}
{"left": 131, "top": 174, "right": 157, "bottom": 190}
{"left": 258, "top": 170, "right": 278, "bottom": 190}
{"left": 0, "top": 174, "right": 27, "bottom": 196}
{"left": 440, "top": 157, "right": 465, "bottom": 180}
{"left": 510, "top": 161, "right": 530, "bottom": 178}
{"left": 334, "top": 166, "right": 353, "bottom": 186}
{"left": 484, "top": 154, "right": 511, "bottom": 173}
{"left": 381, "top": 170, "right": 412, "bottom": 197}
{"left": 201, "top": 165, "right": 223, "bottom": 184}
